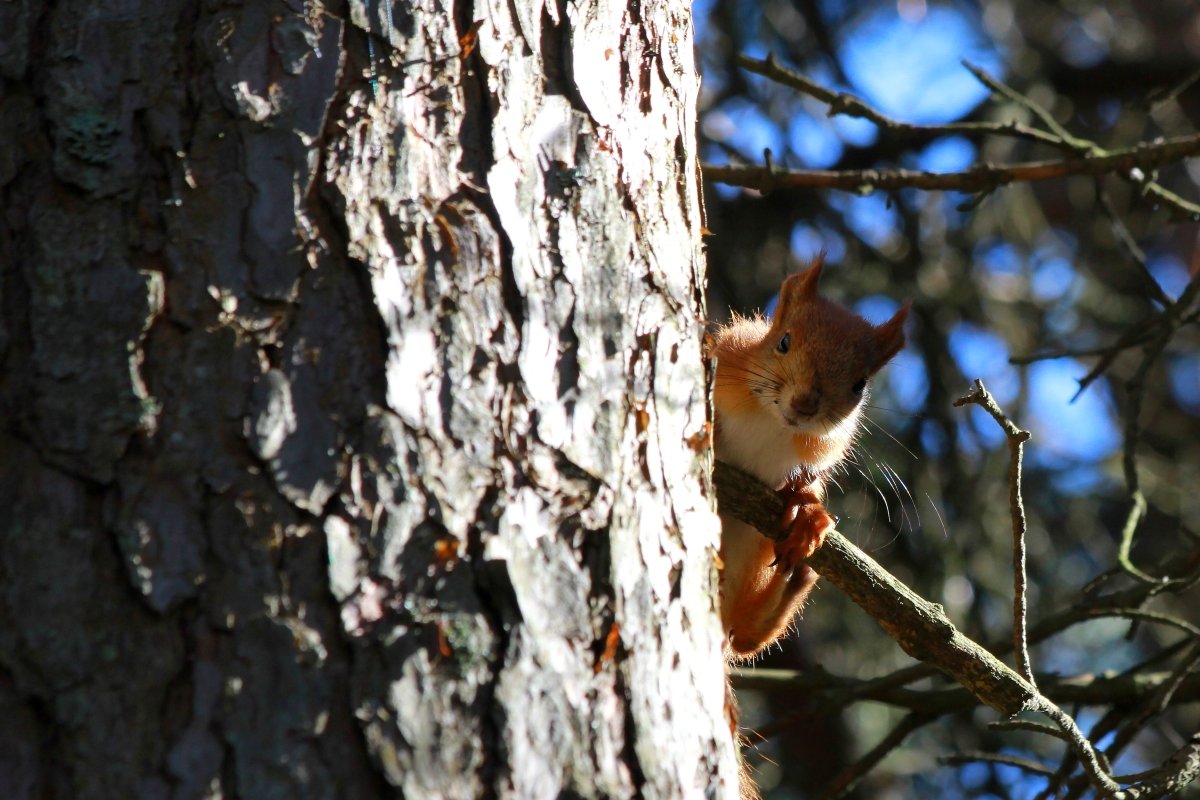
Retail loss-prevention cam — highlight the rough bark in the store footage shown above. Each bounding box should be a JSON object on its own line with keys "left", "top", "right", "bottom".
{"left": 0, "top": 1, "right": 734, "bottom": 798}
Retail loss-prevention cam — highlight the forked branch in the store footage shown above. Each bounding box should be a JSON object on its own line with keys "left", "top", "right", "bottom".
{"left": 711, "top": 460, "right": 1200, "bottom": 798}
{"left": 953, "top": 379, "right": 1036, "bottom": 687}
{"left": 704, "top": 55, "right": 1200, "bottom": 218}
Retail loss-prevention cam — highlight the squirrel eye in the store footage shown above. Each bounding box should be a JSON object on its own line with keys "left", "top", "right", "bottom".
{"left": 776, "top": 333, "right": 791, "bottom": 354}
{"left": 852, "top": 378, "right": 867, "bottom": 395}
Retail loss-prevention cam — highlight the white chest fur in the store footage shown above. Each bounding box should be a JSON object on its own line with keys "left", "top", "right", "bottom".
{"left": 714, "top": 408, "right": 804, "bottom": 489}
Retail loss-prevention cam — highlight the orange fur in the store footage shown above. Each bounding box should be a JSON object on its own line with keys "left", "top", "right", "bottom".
{"left": 711, "top": 255, "right": 908, "bottom": 659}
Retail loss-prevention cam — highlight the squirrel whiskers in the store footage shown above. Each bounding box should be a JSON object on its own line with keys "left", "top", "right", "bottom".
{"left": 709, "top": 254, "right": 909, "bottom": 659}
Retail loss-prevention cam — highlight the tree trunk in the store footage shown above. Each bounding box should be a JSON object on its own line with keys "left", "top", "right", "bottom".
{"left": 0, "top": 0, "right": 735, "bottom": 798}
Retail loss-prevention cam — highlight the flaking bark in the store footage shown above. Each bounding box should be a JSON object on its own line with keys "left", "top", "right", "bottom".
{"left": 0, "top": 1, "right": 735, "bottom": 797}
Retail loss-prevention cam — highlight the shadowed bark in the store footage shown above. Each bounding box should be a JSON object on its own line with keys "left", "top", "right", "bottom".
{"left": 0, "top": 1, "right": 737, "bottom": 797}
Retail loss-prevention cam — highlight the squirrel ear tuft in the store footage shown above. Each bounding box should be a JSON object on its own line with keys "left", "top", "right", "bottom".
{"left": 872, "top": 301, "right": 910, "bottom": 370}
{"left": 778, "top": 252, "right": 826, "bottom": 311}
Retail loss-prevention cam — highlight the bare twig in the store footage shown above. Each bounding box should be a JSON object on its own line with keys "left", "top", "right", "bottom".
{"left": 702, "top": 133, "right": 1200, "bottom": 197}
{"left": 1106, "top": 639, "right": 1200, "bottom": 766}
{"left": 1028, "top": 696, "right": 1123, "bottom": 795}
{"left": 940, "top": 751, "right": 1058, "bottom": 777}
{"left": 715, "top": 461, "right": 1127, "bottom": 797}
{"left": 735, "top": 54, "right": 1063, "bottom": 148}
{"left": 1119, "top": 735, "right": 1200, "bottom": 799}
{"left": 733, "top": 665, "right": 1200, "bottom": 716}
{"left": 1053, "top": 707, "right": 1123, "bottom": 800}
{"left": 1012, "top": 273, "right": 1200, "bottom": 594}
{"left": 1010, "top": 324, "right": 1162, "bottom": 368}
{"left": 953, "top": 379, "right": 1036, "bottom": 688}
{"left": 990, "top": 717, "right": 1071, "bottom": 742}
{"left": 818, "top": 712, "right": 935, "bottom": 800}
{"left": 946, "top": 373, "right": 1199, "bottom": 795}
{"left": 1117, "top": 327, "right": 1176, "bottom": 583}
{"left": 1135, "top": 179, "right": 1200, "bottom": 218}
{"left": 1149, "top": 65, "right": 1200, "bottom": 112}
{"left": 1107, "top": 274, "right": 1200, "bottom": 584}
{"left": 1080, "top": 608, "right": 1200, "bottom": 638}
{"left": 712, "top": 56, "right": 1200, "bottom": 218}
{"left": 715, "top": 460, "right": 1037, "bottom": 715}
{"left": 715, "top": 461, "right": 1200, "bottom": 797}
{"left": 961, "top": 60, "right": 1095, "bottom": 154}
{"left": 1097, "top": 188, "right": 1174, "bottom": 309}
{"left": 776, "top": 540, "right": 1200, "bottom": 709}
{"left": 1071, "top": 316, "right": 1170, "bottom": 400}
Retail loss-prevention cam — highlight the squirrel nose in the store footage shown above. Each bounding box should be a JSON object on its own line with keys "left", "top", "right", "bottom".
{"left": 790, "top": 391, "right": 820, "bottom": 417}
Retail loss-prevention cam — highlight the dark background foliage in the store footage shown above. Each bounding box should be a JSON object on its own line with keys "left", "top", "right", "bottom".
{"left": 697, "top": 1, "right": 1200, "bottom": 796}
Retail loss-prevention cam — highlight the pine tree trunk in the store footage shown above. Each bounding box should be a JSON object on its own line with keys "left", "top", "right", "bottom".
{"left": 0, "top": 1, "right": 735, "bottom": 797}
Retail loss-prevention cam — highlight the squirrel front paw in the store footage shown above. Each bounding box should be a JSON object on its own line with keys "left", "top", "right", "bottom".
{"left": 772, "top": 481, "right": 835, "bottom": 573}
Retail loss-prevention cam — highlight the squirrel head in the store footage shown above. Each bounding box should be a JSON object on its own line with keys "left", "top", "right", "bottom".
{"left": 764, "top": 255, "right": 909, "bottom": 441}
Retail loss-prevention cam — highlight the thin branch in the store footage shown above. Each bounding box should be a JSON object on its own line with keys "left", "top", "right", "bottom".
{"left": 715, "top": 460, "right": 1037, "bottom": 716}
{"left": 990, "top": 718, "right": 1071, "bottom": 742}
{"left": 1071, "top": 316, "right": 1170, "bottom": 400}
{"left": 781, "top": 541, "right": 1200, "bottom": 709}
{"left": 733, "top": 666, "right": 1200, "bottom": 716}
{"left": 1137, "top": 179, "right": 1200, "bottom": 219}
{"left": 940, "top": 751, "right": 1058, "bottom": 777}
{"left": 1080, "top": 608, "right": 1200, "bottom": 638}
{"left": 953, "top": 379, "right": 1036, "bottom": 688}
{"left": 1111, "top": 275, "right": 1200, "bottom": 584}
{"left": 714, "top": 462, "right": 1200, "bottom": 797}
{"left": 702, "top": 133, "right": 1200, "bottom": 197}
{"left": 717, "top": 56, "right": 1200, "bottom": 218}
{"left": 735, "top": 53, "right": 1063, "bottom": 148}
{"left": 715, "top": 461, "right": 1126, "bottom": 797}
{"left": 1063, "top": 256, "right": 1200, "bottom": 405}
{"left": 1120, "top": 735, "right": 1200, "bottom": 799}
{"left": 818, "top": 713, "right": 935, "bottom": 800}
{"left": 1149, "top": 65, "right": 1200, "bottom": 112}
{"left": 1017, "top": 278, "right": 1200, "bottom": 577}
{"left": 1028, "top": 696, "right": 1123, "bottom": 796}
{"left": 1052, "top": 705, "right": 1124, "bottom": 800}
{"left": 961, "top": 60, "right": 1094, "bottom": 154}
{"left": 1067, "top": 268, "right": 1199, "bottom": 402}
{"left": 1117, "top": 327, "right": 1176, "bottom": 583}
{"left": 1106, "top": 639, "right": 1200, "bottom": 766}
{"left": 1097, "top": 188, "right": 1174, "bottom": 309}
{"left": 733, "top": 667, "right": 963, "bottom": 720}
{"left": 1010, "top": 324, "right": 1162, "bottom": 368}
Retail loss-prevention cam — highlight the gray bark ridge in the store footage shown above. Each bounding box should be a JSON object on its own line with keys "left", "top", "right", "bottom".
{"left": 320, "top": 0, "right": 738, "bottom": 796}
{"left": 0, "top": 0, "right": 736, "bottom": 797}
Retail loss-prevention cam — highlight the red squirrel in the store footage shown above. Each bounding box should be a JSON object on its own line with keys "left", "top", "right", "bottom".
{"left": 711, "top": 256, "right": 908, "bottom": 658}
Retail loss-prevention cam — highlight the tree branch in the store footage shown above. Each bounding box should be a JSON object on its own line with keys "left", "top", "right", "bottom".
{"left": 732, "top": 666, "right": 1200, "bottom": 717}
{"left": 714, "top": 460, "right": 1124, "bottom": 797}
{"left": 941, "top": 751, "right": 1057, "bottom": 777}
{"left": 818, "top": 712, "right": 935, "bottom": 800}
{"left": 953, "top": 379, "right": 1036, "bottom": 688}
{"left": 710, "top": 55, "right": 1200, "bottom": 218}
{"left": 702, "top": 134, "right": 1200, "bottom": 198}
{"left": 735, "top": 53, "right": 1064, "bottom": 148}
{"left": 714, "top": 460, "right": 1037, "bottom": 716}
{"left": 1109, "top": 275, "right": 1200, "bottom": 584}
{"left": 960, "top": 60, "right": 1094, "bottom": 154}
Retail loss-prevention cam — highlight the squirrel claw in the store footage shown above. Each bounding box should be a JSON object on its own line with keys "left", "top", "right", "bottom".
{"left": 772, "top": 496, "right": 834, "bottom": 574}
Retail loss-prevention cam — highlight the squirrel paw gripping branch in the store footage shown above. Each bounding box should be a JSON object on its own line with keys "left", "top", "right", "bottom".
{"left": 710, "top": 255, "right": 909, "bottom": 659}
